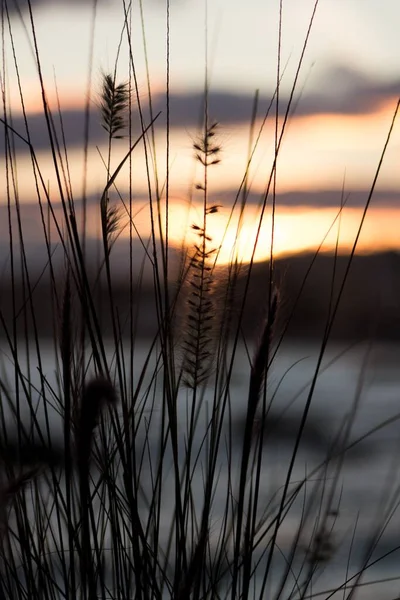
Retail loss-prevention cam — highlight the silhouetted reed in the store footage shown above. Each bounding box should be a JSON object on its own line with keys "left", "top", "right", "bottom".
{"left": 180, "top": 122, "right": 221, "bottom": 388}
{"left": 0, "top": 4, "right": 399, "bottom": 600}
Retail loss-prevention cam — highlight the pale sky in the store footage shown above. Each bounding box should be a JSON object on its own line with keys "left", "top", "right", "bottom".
{"left": 6, "top": 0, "right": 400, "bottom": 102}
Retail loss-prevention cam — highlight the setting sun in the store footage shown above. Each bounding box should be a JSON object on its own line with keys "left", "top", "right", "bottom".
{"left": 116, "top": 199, "right": 400, "bottom": 265}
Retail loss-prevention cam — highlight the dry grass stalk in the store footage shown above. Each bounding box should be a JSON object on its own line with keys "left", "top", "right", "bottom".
{"left": 250, "top": 286, "right": 279, "bottom": 416}
{"left": 181, "top": 122, "right": 222, "bottom": 388}
{"left": 75, "top": 376, "right": 118, "bottom": 465}
{"left": 75, "top": 376, "right": 117, "bottom": 600}
{"left": 99, "top": 72, "right": 128, "bottom": 254}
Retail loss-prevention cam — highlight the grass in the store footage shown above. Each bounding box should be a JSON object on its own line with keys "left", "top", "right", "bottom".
{"left": 0, "top": 0, "right": 400, "bottom": 598}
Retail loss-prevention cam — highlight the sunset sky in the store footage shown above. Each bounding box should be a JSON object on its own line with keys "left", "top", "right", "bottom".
{"left": 1, "top": 0, "right": 400, "bottom": 264}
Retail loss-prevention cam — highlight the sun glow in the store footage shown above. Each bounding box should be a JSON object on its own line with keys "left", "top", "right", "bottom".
{"left": 122, "top": 200, "right": 400, "bottom": 266}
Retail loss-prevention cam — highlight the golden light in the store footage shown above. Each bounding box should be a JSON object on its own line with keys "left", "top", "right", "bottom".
{"left": 125, "top": 200, "right": 400, "bottom": 266}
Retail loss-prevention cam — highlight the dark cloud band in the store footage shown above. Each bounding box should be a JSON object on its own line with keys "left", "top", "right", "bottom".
{"left": 1, "top": 68, "right": 398, "bottom": 155}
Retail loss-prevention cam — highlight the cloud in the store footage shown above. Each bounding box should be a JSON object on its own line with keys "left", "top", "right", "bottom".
{"left": 305, "top": 66, "right": 400, "bottom": 116}
{"left": 6, "top": 0, "right": 178, "bottom": 14}
{"left": 195, "top": 188, "right": 400, "bottom": 209}
{"left": 162, "top": 67, "right": 400, "bottom": 122}
{"left": 1, "top": 68, "right": 398, "bottom": 155}
{"left": 6, "top": 0, "right": 109, "bottom": 14}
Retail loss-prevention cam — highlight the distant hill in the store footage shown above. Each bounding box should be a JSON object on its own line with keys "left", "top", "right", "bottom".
{"left": 234, "top": 250, "right": 400, "bottom": 340}
{"left": 1, "top": 250, "right": 399, "bottom": 341}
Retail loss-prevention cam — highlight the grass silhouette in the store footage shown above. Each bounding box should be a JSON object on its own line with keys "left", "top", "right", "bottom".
{"left": 0, "top": 1, "right": 399, "bottom": 599}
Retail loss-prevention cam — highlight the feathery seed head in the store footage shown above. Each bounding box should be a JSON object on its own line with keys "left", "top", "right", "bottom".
{"left": 79, "top": 376, "right": 117, "bottom": 437}
{"left": 99, "top": 73, "right": 129, "bottom": 139}
{"left": 179, "top": 122, "right": 224, "bottom": 388}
